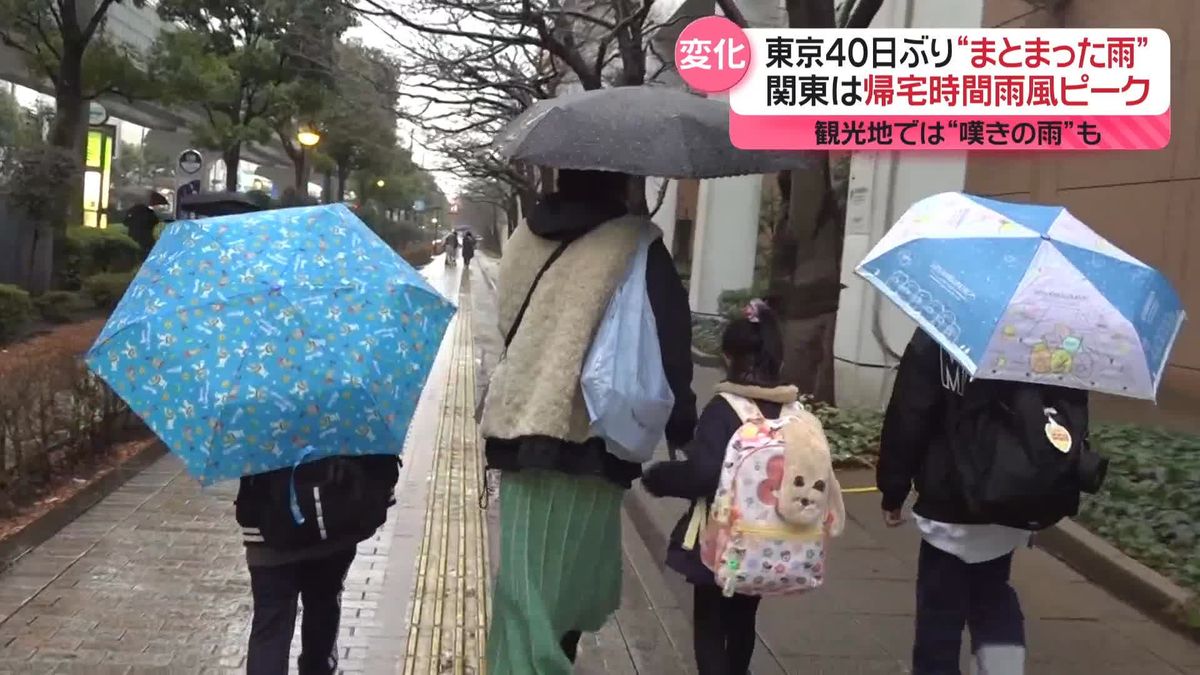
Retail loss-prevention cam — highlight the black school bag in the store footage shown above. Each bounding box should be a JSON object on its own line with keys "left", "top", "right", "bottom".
{"left": 949, "top": 373, "right": 1108, "bottom": 531}
{"left": 236, "top": 454, "right": 400, "bottom": 550}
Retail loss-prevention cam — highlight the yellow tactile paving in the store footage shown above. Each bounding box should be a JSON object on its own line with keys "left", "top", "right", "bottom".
{"left": 404, "top": 280, "right": 490, "bottom": 675}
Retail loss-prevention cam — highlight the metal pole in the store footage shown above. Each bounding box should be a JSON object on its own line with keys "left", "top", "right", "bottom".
{"left": 299, "top": 147, "right": 307, "bottom": 198}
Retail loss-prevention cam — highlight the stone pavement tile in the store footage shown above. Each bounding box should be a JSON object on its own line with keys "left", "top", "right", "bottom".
{"left": 833, "top": 548, "right": 916, "bottom": 581}
{"left": 777, "top": 655, "right": 908, "bottom": 674}
{"left": 790, "top": 576, "right": 917, "bottom": 617}
{"left": 0, "top": 455, "right": 253, "bottom": 672}
{"left": 576, "top": 620, "right": 638, "bottom": 675}
{"left": 51, "top": 665, "right": 134, "bottom": 675}
{"left": 1017, "top": 573, "right": 1146, "bottom": 622}
{"left": 1027, "top": 659, "right": 1190, "bottom": 675}
{"left": 1025, "top": 618, "right": 1179, "bottom": 668}
{"left": 830, "top": 471, "right": 1200, "bottom": 673}
{"left": 757, "top": 604, "right": 893, "bottom": 659}
{"left": 30, "top": 647, "right": 109, "bottom": 666}
{"left": 100, "top": 650, "right": 176, "bottom": 668}
{"left": 854, "top": 613, "right": 915, "bottom": 659}
{"left": 1109, "top": 619, "right": 1200, "bottom": 669}
{"left": 614, "top": 607, "right": 693, "bottom": 675}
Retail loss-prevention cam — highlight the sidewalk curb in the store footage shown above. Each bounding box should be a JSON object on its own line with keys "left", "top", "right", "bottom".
{"left": 477, "top": 257, "right": 498, "bottom": 295}
{"left": 1038, "top": 518, "right": 1200, "bottom": 642}
{"left": 623, "top": 485, "right": 672, "bottom": 577}
{"left": 0, "top": 438, "right": 165, "bottom": 573}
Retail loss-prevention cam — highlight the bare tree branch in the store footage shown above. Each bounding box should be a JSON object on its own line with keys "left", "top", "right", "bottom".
{"left": 82, "top": 0, "right": 122, "bottom": 44}
{"left": 714, "top": 0, "right": 749, "bottom": 27}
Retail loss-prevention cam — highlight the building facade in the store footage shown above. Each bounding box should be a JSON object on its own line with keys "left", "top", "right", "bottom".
{"left": 965, "top": 0, "right": 1200, "bottom": 430}
{"left": 0, "top": 1, "right": 301, "bottom": 215}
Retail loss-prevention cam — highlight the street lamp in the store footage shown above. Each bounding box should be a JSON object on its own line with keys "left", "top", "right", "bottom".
{"left": 296, "top": 124, "right": 321, "bottom": 200}
{"left": 376, "top": 179, "right": 386, "bottom": 188}
{"left": 297, "top": 125, "right": 321, "bottom": 148}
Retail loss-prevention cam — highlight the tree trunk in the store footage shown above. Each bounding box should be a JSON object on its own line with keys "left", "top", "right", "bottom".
{"left": 223, "top": 146, "right": 242, "bottom": 190}
{"left": 294, "top": 149, "right": 307, "bottom": 193}
{"left": 516, "top": 186, "right": 537, "bottom": 231}
{"left": 36, "top": 47, "right": 88, "bottom": 295}
{"left": 505, "top": 193, "right": 520, "bottom": 236}
{"left": 769, "top": 0, "right": 852, "bottom": 404}
{"left": 770, "top": 164, "right": 844, "bottom": 403}
{"left": 627, "top": 175, "right": 649, "bottom": 215}
{"left": 538, "top": 166, "right": 555, "bottom": 193}
{"left": 336, "top": 162, "right": 350, "bottom": 202}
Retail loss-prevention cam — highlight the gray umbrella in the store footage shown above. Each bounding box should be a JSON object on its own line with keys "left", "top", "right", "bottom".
{"left": 115, "top": 185, "right": 169, "bottom": 207}
{"left": 493, "top": 86, "right": 814, "bottom": 179}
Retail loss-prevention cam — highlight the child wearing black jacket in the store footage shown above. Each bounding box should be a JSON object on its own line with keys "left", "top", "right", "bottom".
{"left": 642, "top": 300, "right": 797, "bottom": 675}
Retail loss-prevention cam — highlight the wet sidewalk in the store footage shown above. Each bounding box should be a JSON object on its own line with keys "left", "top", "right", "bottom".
{"left": 2, "top": 253, "right": 1196, "bottom": 674}
{"left": 626, "top": 364, "right": 1200, "bottom": 675}
{"left": 0, "top": 259, "right": 474, "bottom": 673}
{"left": 0, "top": 258, "right": 689, "bottom": 674}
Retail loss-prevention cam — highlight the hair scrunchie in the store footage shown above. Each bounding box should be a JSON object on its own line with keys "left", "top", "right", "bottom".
{"left": 743, "top": 299, "right": 769, "bottom": 324}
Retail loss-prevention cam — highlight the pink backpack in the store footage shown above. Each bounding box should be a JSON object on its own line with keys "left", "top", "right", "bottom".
{"left": 698, "top": 394, "right": 845, "bottom": 598}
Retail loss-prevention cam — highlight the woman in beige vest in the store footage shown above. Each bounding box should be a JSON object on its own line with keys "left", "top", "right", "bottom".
{"left": 480, "top": 170, "right": 696, "bottom": 673}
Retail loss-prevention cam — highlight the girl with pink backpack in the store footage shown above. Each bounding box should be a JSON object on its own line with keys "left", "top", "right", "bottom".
{"left": 642, "top": 300, "right": 845, "bottom": 675}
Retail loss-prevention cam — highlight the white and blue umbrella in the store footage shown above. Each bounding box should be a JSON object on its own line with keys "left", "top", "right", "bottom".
{"left": 856, "top": 192, "right": 1186, "bottom": 400}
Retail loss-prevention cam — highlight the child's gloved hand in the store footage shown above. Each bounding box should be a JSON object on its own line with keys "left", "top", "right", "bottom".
{"left": 641, "top": 462, "right": 668, "bottom": 497}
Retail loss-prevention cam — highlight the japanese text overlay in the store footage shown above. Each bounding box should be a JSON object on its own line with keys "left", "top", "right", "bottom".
{"left": 675, "top": 23, "right": 1171, "bottom": 151}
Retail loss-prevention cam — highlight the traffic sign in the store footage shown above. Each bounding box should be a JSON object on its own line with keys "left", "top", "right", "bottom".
{"left": 88, "top": 102, "right": 108, "bottom": 125}
{"left": 178, "top": 149, "right": 203, "bottom": 175}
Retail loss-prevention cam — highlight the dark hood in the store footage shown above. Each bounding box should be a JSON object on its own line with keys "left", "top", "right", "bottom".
{"left": 526, "top": 193, "right": 628, "bottom": 241}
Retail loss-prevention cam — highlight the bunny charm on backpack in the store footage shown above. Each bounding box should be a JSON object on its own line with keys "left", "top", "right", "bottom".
{"left": 701, "top": 394, "right": 846, "bottom": 598}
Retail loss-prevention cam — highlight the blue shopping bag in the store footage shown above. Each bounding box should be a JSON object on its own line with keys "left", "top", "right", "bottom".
{"left": 581, "top": 226, "right": 675, "bottom": 463}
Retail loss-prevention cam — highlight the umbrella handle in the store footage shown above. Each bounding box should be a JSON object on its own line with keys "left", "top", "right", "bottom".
{"left": 289, "top": 446, "right": 318, "bottom": 525}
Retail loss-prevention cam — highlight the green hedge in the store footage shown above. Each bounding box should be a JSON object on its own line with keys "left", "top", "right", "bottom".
{"left": 803, "top": 398, "right": 882, "bottom": 468}
{"left": 692, "top": 314, "right": 724, "bottom": 356}
{"left": 1078, "top": 425, "right": 1200, "bottom": 595}
{"left": 33, "top": 290, "right": 92, "bottom": 324}
{"left": 62, "top": 227, "right": 144, "bottom": 289}
{"left": 82, "top": 271, "right": 137, "bottom": 310}
{"left": 0, "top": 284, "right": 33, "bottom": 341}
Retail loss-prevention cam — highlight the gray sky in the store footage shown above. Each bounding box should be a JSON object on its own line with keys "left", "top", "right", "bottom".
{"left": 347, "top": 5, "right": 461, "bottom": 199}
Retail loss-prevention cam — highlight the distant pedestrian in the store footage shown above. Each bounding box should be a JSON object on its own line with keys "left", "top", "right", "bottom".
{"left": 479, "top": 169, "right": 696, "bottom": 674}
{"left": 236, "top": 455, "right": 400, "bottom": 675}
{"left": 461, "top": 231, "right": 476, "bottom": 268}
{"left": 642, "top": 300, "right": 843, "bottom": 675}
{"left": 878, "top": 328, "right": 1107, "bottom": 675}
{"left": 444, "top": 232, "right": 459, "bottom": 265}
{"left": 124, "top": 203, "right": 159, "bottom": 257}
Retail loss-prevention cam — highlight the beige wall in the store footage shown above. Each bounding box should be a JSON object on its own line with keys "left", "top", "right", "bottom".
{"left": 967, "top": 0, "right": 1200, "bottom": 430}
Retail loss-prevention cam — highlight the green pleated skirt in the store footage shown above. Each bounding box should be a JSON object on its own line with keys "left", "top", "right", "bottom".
{"left": 486, "top": 470, "right": 624, "bottom": 675}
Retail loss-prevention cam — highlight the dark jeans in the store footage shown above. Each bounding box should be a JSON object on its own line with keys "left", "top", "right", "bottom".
{"left": 914, "top": 540, "right": 1025, "bottom": 675}
{"left": 247, "top": 548, "right": 357, "bottom": 675}
{"left": 693, "top": 584, "right": 761, "bottom": 675}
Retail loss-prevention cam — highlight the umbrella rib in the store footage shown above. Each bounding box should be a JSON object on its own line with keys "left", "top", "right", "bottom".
{"left": 201, "top": 338, "right": 257, "bottom": 482}
{"left": 88, "top": 282, "right": 352, "bottom": 356}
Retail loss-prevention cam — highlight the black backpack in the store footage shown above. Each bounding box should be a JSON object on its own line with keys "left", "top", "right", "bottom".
{"left": 948, "top": 373, "right": 1108, "bottom": 531}
{"left": 236, "top": 454, "right": 400, "bottom": 550}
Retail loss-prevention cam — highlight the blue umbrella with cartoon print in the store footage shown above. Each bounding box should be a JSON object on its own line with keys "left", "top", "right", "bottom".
{"left": 85, "top": 203, "right": 456, "bottom": 484}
